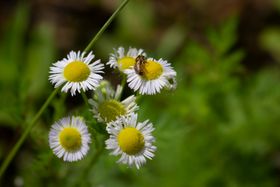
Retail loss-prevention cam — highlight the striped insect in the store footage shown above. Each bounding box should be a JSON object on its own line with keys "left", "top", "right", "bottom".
{"left": 134, "top": 55, "right": 147, "bottom": 76}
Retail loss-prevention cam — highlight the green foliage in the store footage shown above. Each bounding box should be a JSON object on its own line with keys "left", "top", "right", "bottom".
{"left": 260, "top": 27, "right": 280, "bottom": 63}
{"left": 0, "top": 3, "right": 56, "bottom": 129}
{"left": 1, "top": 1, "right": 280, "bottom": 187}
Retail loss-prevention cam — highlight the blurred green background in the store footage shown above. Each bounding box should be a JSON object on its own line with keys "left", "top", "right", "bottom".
{"left": 1, "top": 0, "right": 280, "bottom": 186}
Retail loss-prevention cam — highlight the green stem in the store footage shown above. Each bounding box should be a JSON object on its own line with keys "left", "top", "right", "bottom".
{"left": 81, "top": 92, "right": 89, "bottom": 108}
{"left": 85, "top": 141, "right": 104, "bottom": 177}
{"left": 80, "top": 149, "right": 105, "bottom": 186}
{"left": 121, "top": 73, "right": 126, "bottom": 88}
{"left": 81, "top": 92, "right": 92, "bottom": 119}
{"left": 136, "top": 92, "right": 143, "bottom": 103}
{"left": 119, "top": 73, "right": 127, "bottom": 98}
{"left": 73, "top": 136, "right": 105, "bottom": 187}
{"left": 0, "top": 88, "right": 59, "bottom": 177}
{"left": 0, "top": 0, "right": 131, "bottom": 178}
{"left": 83, "top": 0, "right": 130, "bottom": 52}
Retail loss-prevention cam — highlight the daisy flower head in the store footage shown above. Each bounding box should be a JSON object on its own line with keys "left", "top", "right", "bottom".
{"left": 107, "top": 47, "right": 146, "bottom": 72}
{"left": 49, "top": 116, "right": 91, "bottom": 162}
{"left": 49, "top": 51, "right": 104, "bottom": 96}
{"left": 125, "top": 57, "right": 177, "bottom": 95}
{"left": 106, "top": 113, "right": 156, "bottom": 169}
{"left": 89, "top": 82, "right": 138, "bottom": 123}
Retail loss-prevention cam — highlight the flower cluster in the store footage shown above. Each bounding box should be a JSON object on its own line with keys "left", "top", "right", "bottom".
{"left": 48, "top": 47, "right": 176, "bottom": 169}
{"left": 108, "top": 47, "right": 177, "bottom": 95}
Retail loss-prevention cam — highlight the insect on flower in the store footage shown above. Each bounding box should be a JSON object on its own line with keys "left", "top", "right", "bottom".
{"left": 134, "top": 55, "right": 147, "bottom": 76}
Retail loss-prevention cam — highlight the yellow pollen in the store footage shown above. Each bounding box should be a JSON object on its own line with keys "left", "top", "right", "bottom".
{"left": 117, "top": 57, "right": 136, "bottom": 70}
{"left": 98, "top": 99, "right": 126, "bottom": 122}
{"left": 59, "top": 127, "right": 82, "bottom": 151}
{"left": 143, "top": 60, "right": 163, "bottom": 80}
{"left": 117, "top": 127, "right": 145, "bottom": 155}
{"left": 64, "top": 61, "right": 90, "bottom": 82}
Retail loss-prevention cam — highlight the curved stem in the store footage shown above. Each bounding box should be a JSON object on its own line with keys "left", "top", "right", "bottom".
{"left": 0, "top": 88, "right": 59, "bottom": 177}
{"left": 0, "top": 0, "right": 131, "bottom": 178}
{"left": 83, "top": 0, "right": 130, "bottom": 52}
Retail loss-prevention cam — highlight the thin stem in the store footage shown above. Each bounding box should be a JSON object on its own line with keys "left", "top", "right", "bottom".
{"left": 85, "top": 142, "right": 104, "bottom": 177}
{"left": 79, "top": 149, "right": 105, "bottom": 187}
{"left": 83, "top": 0, "right": 130, "bottom": 52}
{"left": 121, "top": 73, "right": 126, "bottom": 88}
{"left": 72, "top": 136, "right": 105, "bottom": 187}
{"left": 0, "top": 0, "right": 131, "bottom": 178}
{"left": 81, "top": 92, "right": 92, "bottom": 119}
{"left": 136, "top": 92, "right": 143, "bottom": 103}
{"left": 81, "top": 92, "right": 89, "bottom": 108}
{"left": 0, "top": 88, "right": 59, "bottom": 177}
{"left": 119, "top": 73, "right": 127, "bottom": 98}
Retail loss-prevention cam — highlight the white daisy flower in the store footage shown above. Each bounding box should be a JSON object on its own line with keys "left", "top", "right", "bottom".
{"left": 125, "top": 57, "right": 177, "bottom": 95}
{"left": 107, "top": 47, "right": 146, "bottom": 72}
{"left": 88, "top": 82, "right": 138, "bottom": 123}
{"left": 49, "top": 51, "right": 104, "bottom": 96}
{"left": 106, "top": 113, "right": 156, "bottom": 169}
{"left": 49, "top": 116, "right": 91, "bottom": 162}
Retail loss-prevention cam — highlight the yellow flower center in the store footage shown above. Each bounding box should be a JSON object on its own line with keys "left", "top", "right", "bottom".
{"left": 143, "top": 60, "right": 163, "bottom": 80}
{"left": 98, "top": 99, "right": 126, "bottom": 122}
{"left": 59, "top": 127, "right": 82, "bottom": 152}
{"left": 117, "top": 127, "right": 145, "bottom": 155}
{"left": 64, "top": 61, "right": 90, "bottom": 82}
{"left": 117, "top": 57, "right": 135, "bottom": 71}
